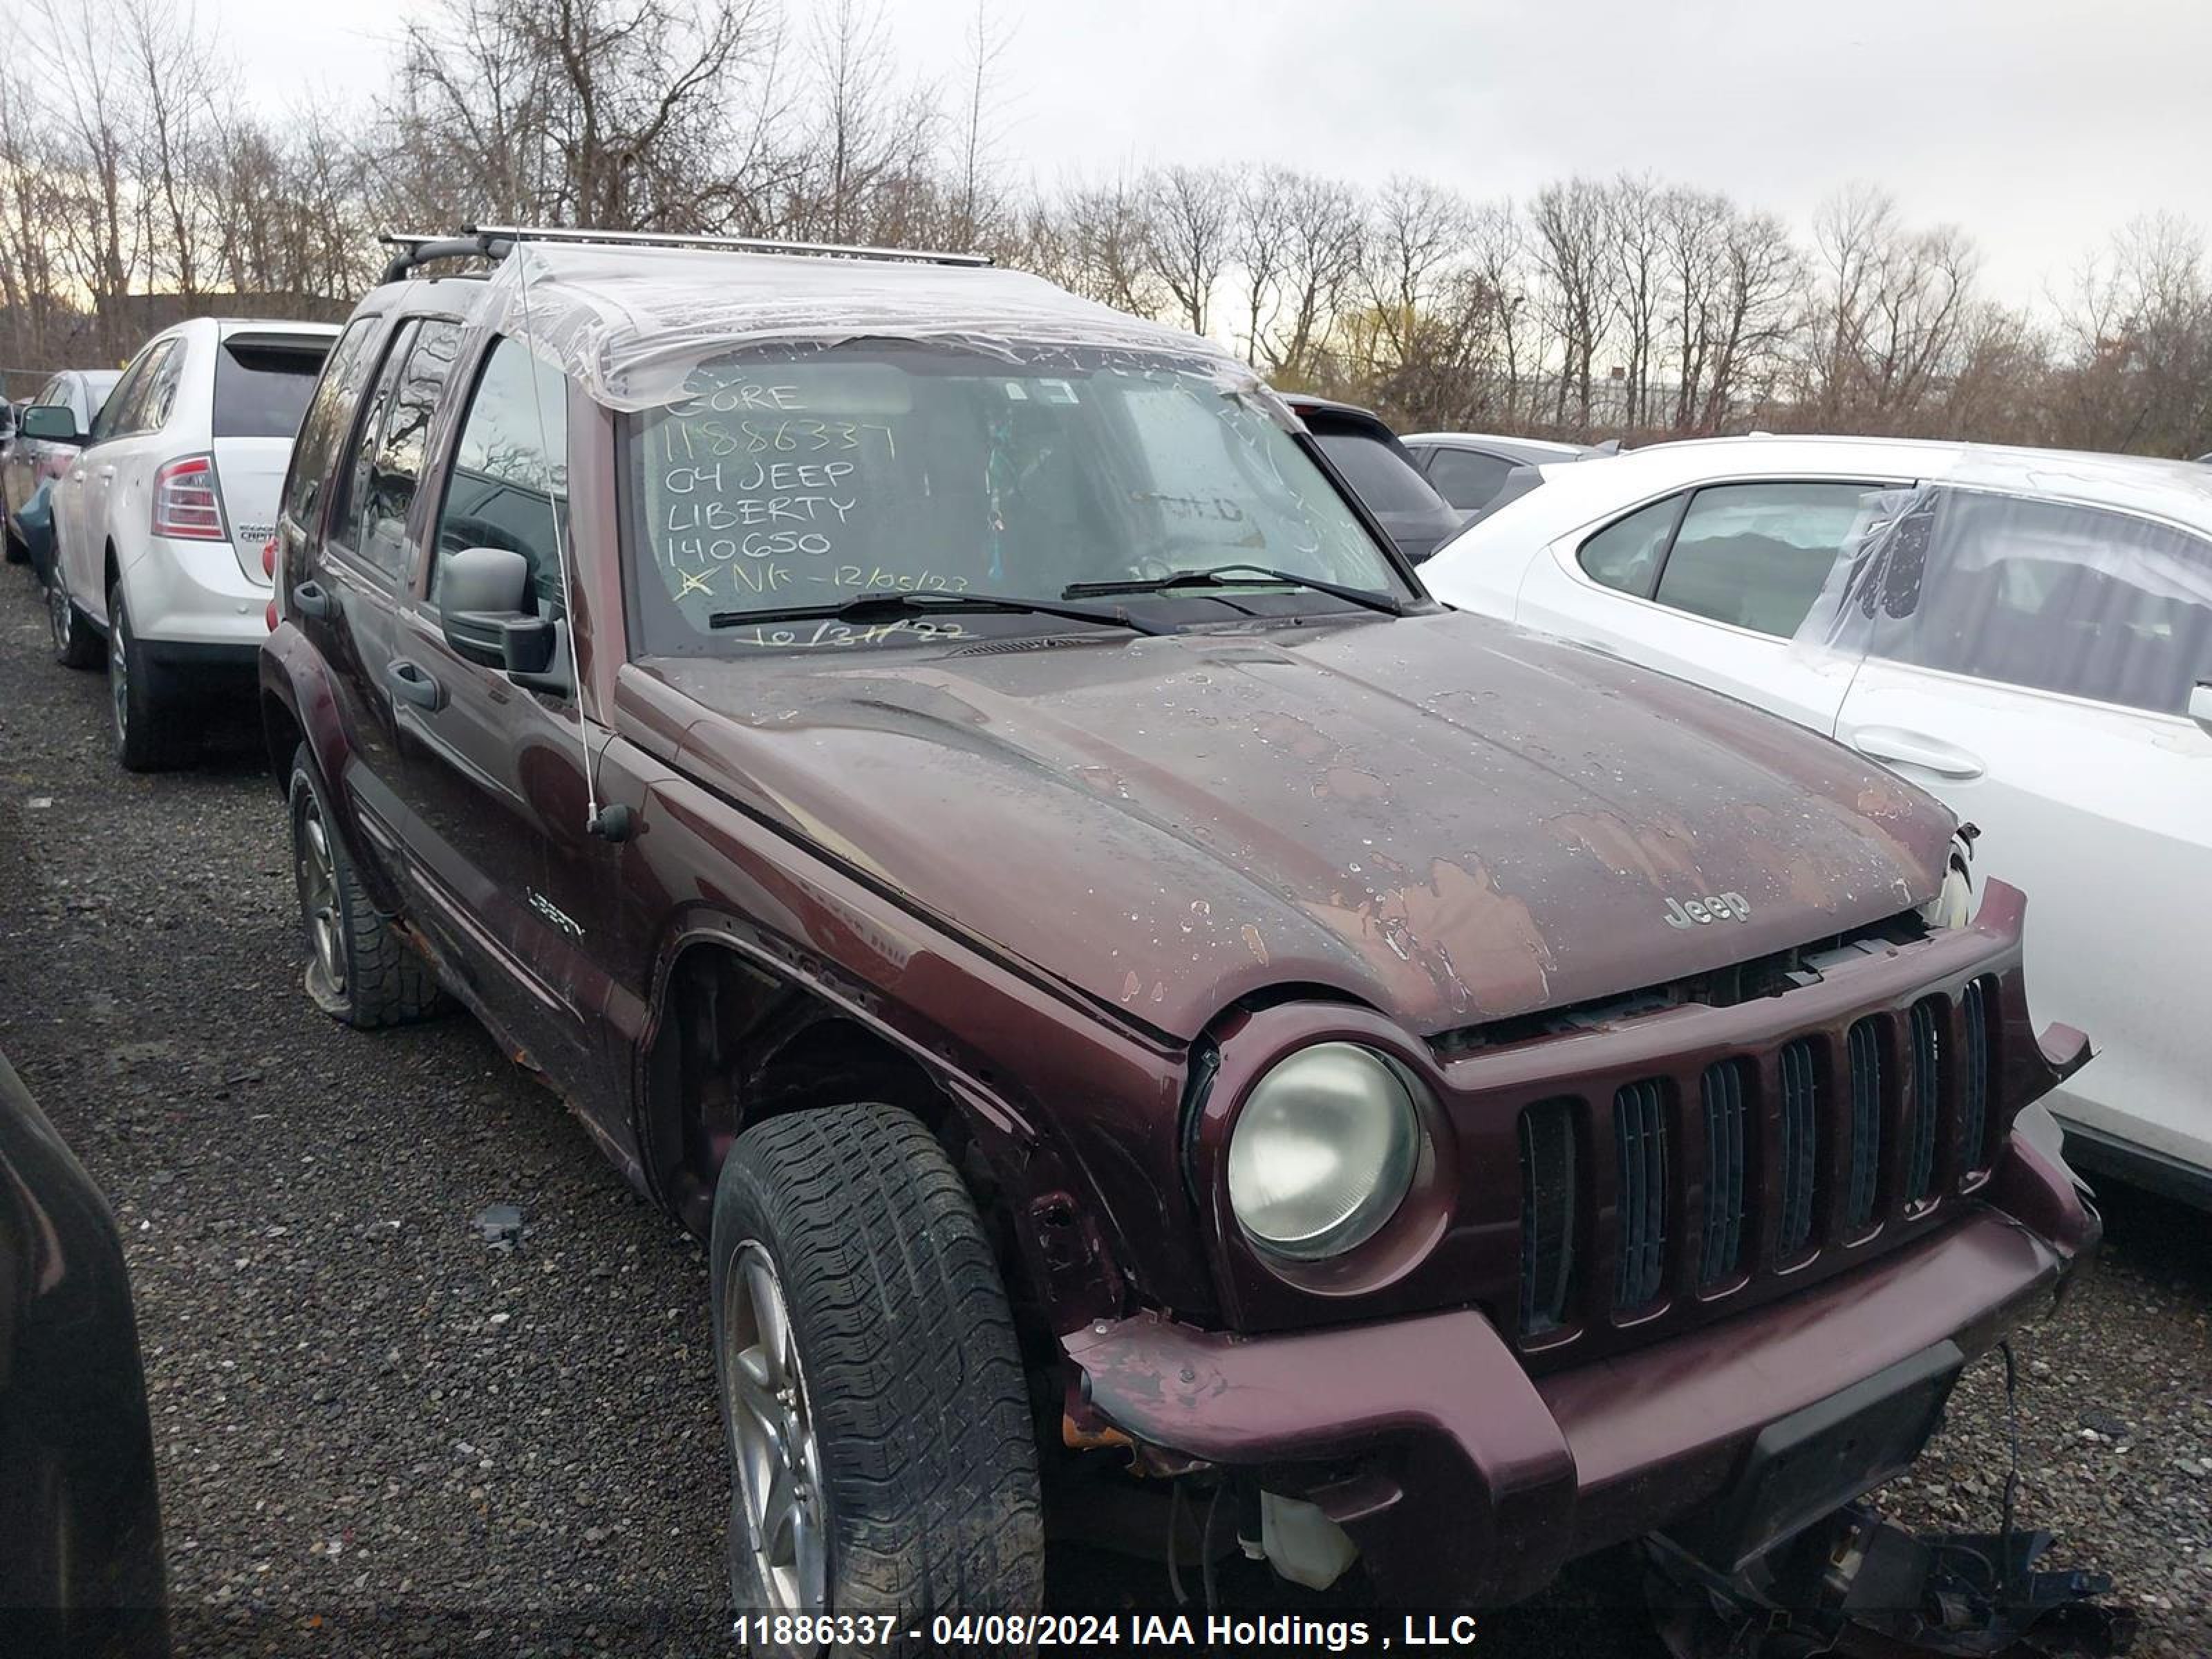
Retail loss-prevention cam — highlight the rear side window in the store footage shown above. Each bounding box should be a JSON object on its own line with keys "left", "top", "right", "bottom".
{"left": 93, "top": 339, "right": 176, "bottom": 441}
{"left": 214, "top": 333, "right": 334, "bottom": 439}
{"left": 1578, "top": 494, "right": 1682, "bottom": 594}
{"left": 1313, "top": 428, "right": 1443, "bottom": 514}
{"left": 282, "top": 319, "right": 379, "bottom": 528}
{"left": 348, "top": 321, "right": 464, "bottom": 577}
{"left": 143, "top": 344, "right": 186, "bottom": 429}
{"left": 1425, "top": 447, "right": 1517, "bottom": 514}
{"left": 1859, "top": 489, "right": 2212, "bottom": 715}
{"left": 433, "top": 335, "right": 570, "bottom": 610}
{"left": 1653, "top": 481, "right": 1877, "bottom": 637}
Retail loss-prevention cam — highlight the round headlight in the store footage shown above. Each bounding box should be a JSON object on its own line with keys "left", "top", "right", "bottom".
{"left": 1226, "top": 1042, "right": 1421, "bottom": 1260}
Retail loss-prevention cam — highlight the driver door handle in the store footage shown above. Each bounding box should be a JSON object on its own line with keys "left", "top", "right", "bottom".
{"left": 291, "top": 580, "right": 335, "bottom": 619}
{"left": 1848, "top": 726, "right": 1986, "bottom": 781}
{"left": 386, "top": 658, "right": 445, "bottom": 711}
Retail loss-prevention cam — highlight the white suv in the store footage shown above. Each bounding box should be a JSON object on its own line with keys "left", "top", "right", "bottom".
{"left": 37, "top": 317, "right": 338, "bottom": 769}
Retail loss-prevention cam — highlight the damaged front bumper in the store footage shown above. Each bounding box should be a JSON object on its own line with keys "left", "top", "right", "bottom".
{"left": 1062, "top": 1136, "right": 2100, "bottom": 1607}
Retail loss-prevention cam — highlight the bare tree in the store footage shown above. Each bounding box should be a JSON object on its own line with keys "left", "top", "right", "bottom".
{"left": 948, "top": 1, "right": 1012, "bottom": 245}
{"left": 1604, "top": 173, "right": 1667, "bottom": 429}
{"left": 119, "top": 0, "right": 218, "bottom": 301}
{"left": 1803, "top": 185, "right": 1980, "bottom": 431}
{"left": 2053, "top": 214, "right": 2212, "bottom": 456}
{"left": 34, "top": 0, "right": 145, "bottom": 357}
{"left": 385, "top": 0, "right": 781, "bottom": 234}
{"left": 1143, "top": 165, "right": 1235, "bottom": 336}
{"left": 1659, "top": 185, "right": 1725, "bottom": 429}
{"left": 1050, "top": 174, "right": 1163, "bottom": 315}
{"left": 0, "top": 69, "right": 73, "bottom": 379}
{"left": 1528, "top": 177, "right": 1609, "bottom": 429}
{"left": 1349, "top": 175, "right": 1470, "bottom": 414}
{"left": 1257, "top": 171, "right": 1363, "bottom": 384}
{"left": 1703, "top": 205, "right": 1799, "bottom": 430}
{"left": 1464, "top": 201, "right": 1533, "bottom": 427}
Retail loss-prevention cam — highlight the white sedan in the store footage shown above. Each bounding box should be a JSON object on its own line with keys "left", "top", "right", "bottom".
{"left": 1423, "top": 434, "right": 2212, "bottom": 1202}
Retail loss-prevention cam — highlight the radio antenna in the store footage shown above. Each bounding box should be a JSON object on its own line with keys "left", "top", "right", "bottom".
{"left": 510, "top": 240, "right": 626, "bottom": 841}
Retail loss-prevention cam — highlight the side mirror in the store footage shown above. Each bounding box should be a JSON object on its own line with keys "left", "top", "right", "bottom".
{"left": 2190, "top": 679, "right": 2212, "bottom": 737}
{"left": 19, "top": 405, "right": 85, "bottom": 444}
{"left": 439, "top": 545, "right": 563, "bottom": 682}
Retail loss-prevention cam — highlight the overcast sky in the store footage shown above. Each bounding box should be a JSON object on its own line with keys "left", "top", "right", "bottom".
{"left": 213, "top": 0, "right": 2212, "bottom": 311}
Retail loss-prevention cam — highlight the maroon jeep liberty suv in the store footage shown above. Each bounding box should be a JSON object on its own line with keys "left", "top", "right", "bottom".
{"left": 259, "top": 227, "right": 2097, "bottom": 1638}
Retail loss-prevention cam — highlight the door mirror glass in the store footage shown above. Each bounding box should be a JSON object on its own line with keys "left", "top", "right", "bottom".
{"left": 19, "top": 404, "right": 84, "bottom": 444}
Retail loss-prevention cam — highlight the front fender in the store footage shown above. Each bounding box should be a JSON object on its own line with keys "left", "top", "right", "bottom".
{"left": 257, "top": 625, "right": 407, "bottom": 919}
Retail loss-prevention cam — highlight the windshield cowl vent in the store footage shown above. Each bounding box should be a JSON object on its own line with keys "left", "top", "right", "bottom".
{"left": 948, "top": 634, "right": 1119, "bottom": 657}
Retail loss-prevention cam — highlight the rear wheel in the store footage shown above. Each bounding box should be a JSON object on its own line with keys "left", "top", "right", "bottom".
{"left": 48, "top": 572, "right": 100, "bottom": 668}
{"left": 108, "top": 583, "right": 191, "bottom": 771}
{"left": 711, "top": 1104, "right": 1044, "bottom": 1655}
{"left": 286, "top": 744, "right": 444, "bottom": 1027}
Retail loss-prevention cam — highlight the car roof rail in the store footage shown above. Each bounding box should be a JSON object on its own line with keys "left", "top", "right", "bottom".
{"left": 376, "top": 230, "right": 511, "bottom": 284}
{"left": 377, "top": 224, "right": 993, "bottom": 285}
{"left": 474, "top": 224, "right": 994, "bottom": 268}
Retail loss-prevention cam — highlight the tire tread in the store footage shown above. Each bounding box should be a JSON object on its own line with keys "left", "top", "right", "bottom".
{"left": 715, "top": 1104, "right": 1043, "bottom": 1648}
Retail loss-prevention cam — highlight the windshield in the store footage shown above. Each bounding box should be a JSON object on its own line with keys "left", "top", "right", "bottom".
{"left": 624, "top": 341, "right": 1407, "bottom": 653}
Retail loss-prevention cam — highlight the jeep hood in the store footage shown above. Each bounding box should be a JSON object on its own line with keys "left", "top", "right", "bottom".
{"left": 625, "top": 612, "right": 1954, "bottom": 1041}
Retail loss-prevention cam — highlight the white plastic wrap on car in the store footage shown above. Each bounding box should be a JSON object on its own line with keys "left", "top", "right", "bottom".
{"left": 1792, "top": 466, "right": 2212, "bottom": 718}
{"left": 476, "top": 241, "right": 1282, "bottom": 417}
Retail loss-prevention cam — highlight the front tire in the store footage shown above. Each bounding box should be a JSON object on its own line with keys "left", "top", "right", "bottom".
{"left": 711, "top": 1105, "right": 1044, "bottom": 1654}
{"left": 108, "top": 583, "right": 191, "bottom": 771}
{"left": 48, "top": 570, "right": 100, "bottom": 668}
{"left": 286, "top": 744, "right": 444, "bottom": 1027}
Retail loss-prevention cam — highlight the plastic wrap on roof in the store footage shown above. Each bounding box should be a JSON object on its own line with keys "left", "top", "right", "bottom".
{"left": 480, "top": 240, "right": 1268, "bottom": 413}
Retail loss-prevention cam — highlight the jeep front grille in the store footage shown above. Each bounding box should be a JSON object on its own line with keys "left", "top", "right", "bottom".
{"left": 1517, "top": 1100, "right": 1577, "bottom": 1336}
{"left": 1960, "top": 977, "right": 1991, "bottom": 1172}
{"left": 1844, "top": 1019, "right": 1884, "bottom": 1232}
{"left": 1906, "top": 1000, "right": 1943, "bottom": 1206}
{"left": 1511, "top": 976, "right": 2000, "bottom": 1347}
{"left": 1612, "top": 1081, "right": 1669, "bottom": 1310}
{"left": 1698, "top": 1060, "right": 1748, "bottom": 1285}
{"left": 1777, "top": 1038, "right": 1819, "bottom": 1257}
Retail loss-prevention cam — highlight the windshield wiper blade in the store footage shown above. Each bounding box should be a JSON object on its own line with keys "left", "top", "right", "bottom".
{"left": 706, "top": 589, "right": 1168, "bottom": 636}
{"left": 1062, "top": 563, "right": 1404, "bottom": 616}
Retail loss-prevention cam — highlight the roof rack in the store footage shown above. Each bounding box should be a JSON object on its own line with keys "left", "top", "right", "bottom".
{"left": 376, "top": 229, "right": 510, "bottom": 284}
{"left": 377, "top": 223, "right": 992, "bottom": 285}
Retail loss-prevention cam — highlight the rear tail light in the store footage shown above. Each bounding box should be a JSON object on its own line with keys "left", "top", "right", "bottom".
{"left": 152, "top": 454, "right": 227, "bottom": 541}
{"left": 261, "top": 535, "right": 277, "bottom": 578}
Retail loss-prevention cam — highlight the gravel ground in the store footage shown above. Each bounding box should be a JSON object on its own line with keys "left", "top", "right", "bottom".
{"left": 0, "top": 568, "right": 2204, "bottom": 1657}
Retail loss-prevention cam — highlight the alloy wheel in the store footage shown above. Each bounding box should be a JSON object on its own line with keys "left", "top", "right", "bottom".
{"left": 296, "top": 797, "right": 346, "bottom": 1001}
{"left": 109, "top": 601, "right": 129, "bottom": 744}
{"left": 48, "top": 580, "right": 72, "bottom": 654}
{"left": 722, "top": 1241, "right": 829, "bottom": 1613}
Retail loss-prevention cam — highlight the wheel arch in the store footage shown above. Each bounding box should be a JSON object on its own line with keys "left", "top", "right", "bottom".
{"left": 636, "top": 932, "right": 1127, "bottom": 1333}
{"left": 639, "top": 937, "right": 962, "bottom": 1238}
{"left": 257, "top": 626, "right": 408, "bottom": 917}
